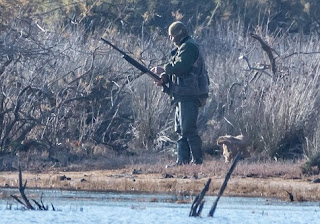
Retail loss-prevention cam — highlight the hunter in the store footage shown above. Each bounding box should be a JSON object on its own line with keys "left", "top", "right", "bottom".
{"left": 152, "top": 21, "right": 208, "bottom": 167}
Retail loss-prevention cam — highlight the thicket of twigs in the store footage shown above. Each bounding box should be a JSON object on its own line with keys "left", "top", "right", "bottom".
{"left": 0, "top": 6, "right": 319, "bottom": 173}
{"left": 199, "top": 23, "right": 319, "bottom": 174}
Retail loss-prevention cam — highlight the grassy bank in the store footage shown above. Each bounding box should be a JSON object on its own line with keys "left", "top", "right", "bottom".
{"left": 1, "top": 156, "right": 320, "bottom": 202}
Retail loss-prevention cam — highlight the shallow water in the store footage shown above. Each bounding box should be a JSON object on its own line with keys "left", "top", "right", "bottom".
{"left": 0, "top": 188, "right": 319, "bottom": 224}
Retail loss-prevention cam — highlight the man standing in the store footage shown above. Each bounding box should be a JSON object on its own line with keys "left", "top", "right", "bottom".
{"left": 152, "top": 21, "right": 208, "bottom": 167}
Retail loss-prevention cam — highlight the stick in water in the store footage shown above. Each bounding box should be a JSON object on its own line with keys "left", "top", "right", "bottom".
{"left": 189, "top": 178, "right": 212, "bottom": 217}
{"left": 208, "top": 152, "right": 241, "bottom": 217}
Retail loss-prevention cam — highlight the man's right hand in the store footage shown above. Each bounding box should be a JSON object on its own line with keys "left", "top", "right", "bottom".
{"left": 151, "top": 66, "right": 165, "bottom": 74}
{"left": 152, "top": 66, "right": 167, "bottom": 86}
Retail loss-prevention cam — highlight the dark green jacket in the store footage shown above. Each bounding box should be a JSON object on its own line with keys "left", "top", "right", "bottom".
{"left": 164, "top": 36, "right": 199, "bottom": 77}
{"left": 164, "top": 36, "right": 203, "bottom": 102}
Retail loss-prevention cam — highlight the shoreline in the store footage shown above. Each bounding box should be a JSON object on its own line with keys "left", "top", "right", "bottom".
{"left": 1, "top": 168, "right": 320, "bottom": 202}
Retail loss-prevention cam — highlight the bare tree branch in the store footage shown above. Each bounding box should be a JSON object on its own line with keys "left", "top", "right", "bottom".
{"left": 250, "top": 33, "right": 277, "bottom": 81}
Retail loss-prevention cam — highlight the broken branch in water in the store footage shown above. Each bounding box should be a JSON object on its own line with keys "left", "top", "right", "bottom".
{"left": 189, "top": 178, "right": 212, "bottom": 217}
{"left": 10, "top": 195, "right": 27, "bottom": 208}
{"left": 208, "top": 152, "right": 241, "bottom": 217}
{"left": 10, "top": 166, "right": 35, "bottom": 210}
{"left": 10, "top": 166, "right": 50, "bottom": 210}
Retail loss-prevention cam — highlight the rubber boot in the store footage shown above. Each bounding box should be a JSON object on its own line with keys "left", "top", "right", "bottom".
{"left": 188, "top": 134, "right": 203, "bottom": 164}
{"left": 177, "top": 137, "right": 191, "bottom": 164}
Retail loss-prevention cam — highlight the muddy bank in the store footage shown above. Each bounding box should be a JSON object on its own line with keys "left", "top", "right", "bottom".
{"left": 1, "top": 167, "right": 320, "bottom": 202}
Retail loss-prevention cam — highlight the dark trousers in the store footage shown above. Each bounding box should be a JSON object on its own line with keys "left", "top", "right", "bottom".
{"left": 175, "top": 100, "right": 202, "bottom": 164}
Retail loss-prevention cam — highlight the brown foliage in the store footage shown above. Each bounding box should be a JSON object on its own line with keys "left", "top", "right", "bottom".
{"left": 0, "top": 1, "right": 319, "bottom": 173}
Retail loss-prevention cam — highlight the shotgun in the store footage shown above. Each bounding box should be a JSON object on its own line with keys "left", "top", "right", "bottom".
{"left": 100, "top": 37, "right": 170, "bottom": 94}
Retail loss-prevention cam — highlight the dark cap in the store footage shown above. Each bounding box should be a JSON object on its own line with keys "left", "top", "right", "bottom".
{"left": 168, "top": 21, "right": 188, "bottom": 43}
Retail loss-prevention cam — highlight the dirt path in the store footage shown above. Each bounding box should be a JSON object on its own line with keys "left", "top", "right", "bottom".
{"left": 1, "top": 168, "right": 320, "bottom": 202}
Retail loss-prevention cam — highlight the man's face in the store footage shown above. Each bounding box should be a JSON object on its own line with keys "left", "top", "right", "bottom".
{"left": 169, "top": 34, "right": 179, "bottom": 47}
{"left": 169, "top": 34, "right": 174, "bottom": 42}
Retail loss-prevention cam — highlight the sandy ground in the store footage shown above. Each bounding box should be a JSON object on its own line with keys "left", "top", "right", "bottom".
{"left": 1, "top": 168, "right": 320, "bottom": 202}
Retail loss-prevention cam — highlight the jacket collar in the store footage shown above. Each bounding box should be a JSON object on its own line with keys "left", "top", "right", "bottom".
{"left": 171, "top": 35, "right": 191, "bottom": 55}
{"left": 179, "top": 35, "right": 190, "bottom": 45}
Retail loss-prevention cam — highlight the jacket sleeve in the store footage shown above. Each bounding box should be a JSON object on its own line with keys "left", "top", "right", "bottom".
{"left": 164, "top": 42, "right": 199, "bottom": 77}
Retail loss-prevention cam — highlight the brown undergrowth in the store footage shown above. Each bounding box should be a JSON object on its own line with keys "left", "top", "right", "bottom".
{"left": 1, "top": 152, "right": 320, "bottom": 202}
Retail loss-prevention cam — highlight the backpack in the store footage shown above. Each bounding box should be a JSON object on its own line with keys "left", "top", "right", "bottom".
{"left": 197, "top": 67, "right": 210, "bottom": 107}
{"left": 192, "top": 48, "right": 210, "bottom": 107}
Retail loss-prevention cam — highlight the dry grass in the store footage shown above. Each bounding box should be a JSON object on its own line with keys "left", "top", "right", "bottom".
{"left": 0, "top": 21, "right": 319, "bottom": 169}
{"left": 128, "top": 156, "right": 304, "bottom": 179}
{"left": 189, "top": 25, "right": 320, "bottom": 170}
{"left": 1, "top": 154, "right": 320, "bottom": 202}
{"left": 2, "top": 144, "right": 307, "bottom": 180}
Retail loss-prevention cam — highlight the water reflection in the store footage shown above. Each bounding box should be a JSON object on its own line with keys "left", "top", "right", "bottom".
{"left": 0, "top": 188, "right": 319, "bottom": 224}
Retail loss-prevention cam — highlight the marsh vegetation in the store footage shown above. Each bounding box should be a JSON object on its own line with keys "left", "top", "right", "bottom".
{"left": 0, "top": 0, "right": 319, "bottom": 176}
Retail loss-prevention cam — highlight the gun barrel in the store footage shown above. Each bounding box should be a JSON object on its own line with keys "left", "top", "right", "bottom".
{"left": 101, "top": 37, "right": 169, "bottom": 94}
{"left": 101, "top": 38, "right": 126, "bottom": 55}
{"left": 122, "top": 55, "right": 160, "bottom": 81}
